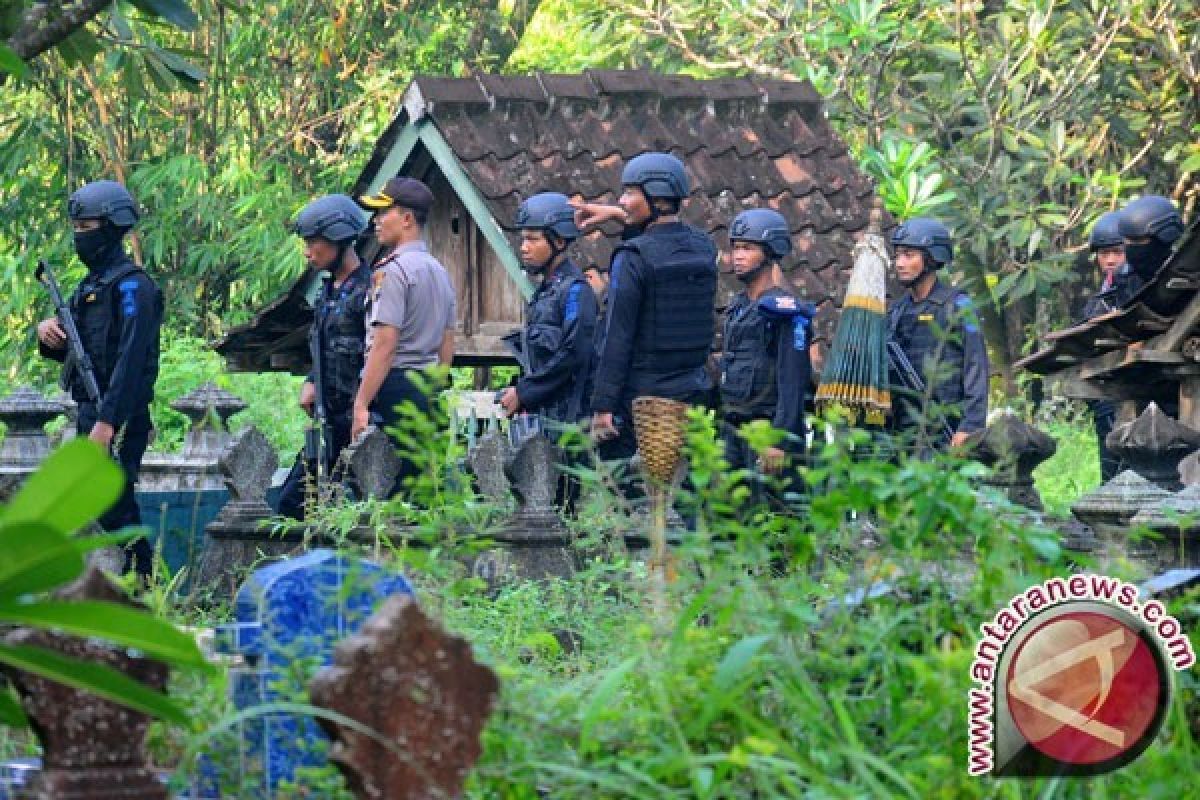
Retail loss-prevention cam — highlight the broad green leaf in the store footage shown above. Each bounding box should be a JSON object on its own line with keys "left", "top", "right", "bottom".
{"left": 0, "top": 642, "right": 188, "bottom": 726}
{"left": 4, "top": 439, "right": 123, "bottom": 535}
{"left": 0, "top": 44, "right": 28, "bottom": 78}
{"left": 0, "top": 685, "right": 27, "bottom": 727}
{"left": 130, "top": 0, "right": 200, "bottom": 31}
{"left": 0, "top": 522, "right": 83, "bottom": 601}
{"left": 713, "top": 634, "right": 772, "bottom": 694}
{"left": 0, "top": 601, "right": 208, "bottom": 669}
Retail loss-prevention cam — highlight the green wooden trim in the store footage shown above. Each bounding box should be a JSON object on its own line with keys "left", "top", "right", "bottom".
{"left": 366, "top": 122, "right": 421, "bottom": 194}
{"left": 417, "top": 123, "right": 532, "bottom": 298}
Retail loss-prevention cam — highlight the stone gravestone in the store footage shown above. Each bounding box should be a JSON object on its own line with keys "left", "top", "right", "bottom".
{"left": 1130, "top": 483, "right": 1200, "bottom": 569}
{"left": 973, "top": 410, "right": 1057, "bottom": 511}
{"left": 345, "top": 425, "right": 402, "bottom": 501}
{"left": 0, "top": 386, "right": 65, "bottom": 501}
{"left": 472, "top": 433, "right": 574, "bottom": 585}
{"left": 192, "top": 426, "right": 290, "bottom": 597}
{"left": 309, "top": 594, "right": 499, "bottom": 800}
{"left": 1071, "top": 470, "right": 1172, "bottom": 564}
{"left": 211, "top": 550, "right": 413, "bottom": 797}
{"left": 466, "top": 428, "right": 512, "bottom": 503}
{"left": 0, "top": 569, "right": 168, "bottom": 800}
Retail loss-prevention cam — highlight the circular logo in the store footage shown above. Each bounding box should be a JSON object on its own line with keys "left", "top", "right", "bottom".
{"left": 1005, "top": 610, "right": 1168, "bottom": 767}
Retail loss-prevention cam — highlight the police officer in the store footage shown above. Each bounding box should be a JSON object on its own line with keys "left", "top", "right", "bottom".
{"left": 1118, "top": 194, "right": 1185, "bottom": 281}
{"left": 354, "top": 176, "right": 457, "bottom": 497}
{"left": 720, "top": 209, "right": 813, "bottom": 489}
{"left": 1078, "top": 211, "right": 1127, "bottom": 481}
{"left": 276, "top": 194, "right": 370, "bottom": 519}
{"left": 575, "top": 152, "right": 718, "bottom": 458}
{"left": 35, "top": 180, "right": 163, "bottom": 577}
{"left": 887, "top": 217, "right": 988, "bottom": 451}
{"left": 498, "top": 192, "right": 597, "bottom": 425}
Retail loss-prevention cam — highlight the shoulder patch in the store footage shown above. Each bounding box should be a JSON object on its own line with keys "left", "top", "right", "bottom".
{"left": 564, "top": 282, "right": 582, "bottom": 323}
{"left": 118, "top": 278, "right": 139, "bottom": 317}
{"left": 954, "top": 293, "right": 980, "bottom": 334}
{"left": 757, "top": 293, "right": 815, "bottom": 320}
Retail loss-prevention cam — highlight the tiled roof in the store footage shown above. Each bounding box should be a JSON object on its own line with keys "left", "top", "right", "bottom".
{"left": 353, "top": 70, "right": 881, "bottom": 343}
{"left": 1017, "top": 218, "right": 1200, "bottom": 377}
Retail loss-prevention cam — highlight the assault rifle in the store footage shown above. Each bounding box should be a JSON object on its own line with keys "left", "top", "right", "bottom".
{"left": 36, "top": 260, "right": 101, "bottom": 404}
{"left": 304, "top": 272, "right": 334, "bottom": 489}
{"left": 886, "top": 340, "right": 955, "bottom": 444}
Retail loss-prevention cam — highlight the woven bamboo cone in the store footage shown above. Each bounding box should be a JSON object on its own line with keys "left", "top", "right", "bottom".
{"left": 631, "top": 396, "right": 689, "bottom": 627}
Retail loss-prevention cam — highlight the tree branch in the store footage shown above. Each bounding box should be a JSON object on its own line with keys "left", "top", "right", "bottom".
{"left": 5, "top": 0, "right": 112, "bottom": 63}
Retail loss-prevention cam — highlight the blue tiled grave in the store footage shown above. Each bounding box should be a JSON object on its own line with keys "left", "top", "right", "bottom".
{"left": 211, "top": 549, "right": 412, "bottom": 796}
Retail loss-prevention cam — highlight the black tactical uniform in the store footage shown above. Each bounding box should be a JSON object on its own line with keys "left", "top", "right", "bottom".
{"left": 591, "top": 222, "right": 718, "bottom": 457}
{"left": 277, "top": 264, "right": 371, "bottom": 519}
{"left": 39, "top": 181, "right": 162, "bottom": 576}
{"left": 888, "top": 279, "right": 989, "bottom": 447}
{"left": 511, "top": 259, "right": 597, "bottom": 424}
{"left": 720, "top": 287, "right": 813, "bottom": 473}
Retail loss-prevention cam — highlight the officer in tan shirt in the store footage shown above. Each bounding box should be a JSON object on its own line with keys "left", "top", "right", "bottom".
{"left": 354, "top": 176, "right": 457, "bottom": 496}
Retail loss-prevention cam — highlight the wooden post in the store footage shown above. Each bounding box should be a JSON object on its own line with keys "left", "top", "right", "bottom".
{"left": 1179, "top": 377, "right": 1200, "bottom": 431}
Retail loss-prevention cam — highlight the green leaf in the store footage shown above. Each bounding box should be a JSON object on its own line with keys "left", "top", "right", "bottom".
{"left": 0, "top": 601, "right": 208, "bottom": 669}
{"left": 4, "top": 439, "right": 123, "bottom": 536}
{"left": 129, "top": 0, "right": 200, "bottom": 31}
{"left": 0, "top": 44, "right": 29, "bottom": 78}
{"left": 579, "top": 656, "right": 638, "bottom": 753}
{"left": 0, "top": 685, "right": 28, "bottom": 727}
{"left": 0, "top": 522, "right": 84, "bottom": 601}
{"left": 0, "top": 642, "right": 189, "bottom": 726}
{"left": 713, "top": 634, "right": 772, "bottom": 693}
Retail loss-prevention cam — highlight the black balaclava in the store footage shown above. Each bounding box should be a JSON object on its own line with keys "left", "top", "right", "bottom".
{"left": 74, "top": 224, "right": 125, "bottom": 272}
{"left": 1124, "top": 238, "right": 1174, "bottom": 277}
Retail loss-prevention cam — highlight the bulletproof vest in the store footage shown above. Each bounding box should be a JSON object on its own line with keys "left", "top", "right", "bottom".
{"left": 621, "top": 224, "right": 717, "bottom": 376}
{"left": 889, "top": 282, "right": 968, "bottom": 412}
{"left": 523, "top": 262, "right": 590, "bottom": 420}
{"left": 311, "top": 266, "right": 370, "bottom": 413}
{"left": 67, "top": 259, "right": 160, "bottom": 407}
{"left": 720, "top": 288, "right": 788, "bottom": 418}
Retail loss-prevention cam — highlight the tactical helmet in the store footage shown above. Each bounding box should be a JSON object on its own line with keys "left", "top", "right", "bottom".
{"left": 515, "top": 192, "right": 580, "bottom": 241}
{"left": 890, "top": 217, "right": 953, "bottom": 267}
{"left": 293, "top": 194, "right": 367, "bottom": 242}
{"left": 1118, "top": 195, "right": 1184, "bottom": 243}
{"left": 729, "top": 209, "right": 793, "bottom": 259}
{"left": 68, "top": 180, "right": 139, "bottom": 229}
{"left": 621, "top": 152, "right": 689, "bottom": 200}
{"left": 1088, "top": 211, "right": 1124, "bottom": 251}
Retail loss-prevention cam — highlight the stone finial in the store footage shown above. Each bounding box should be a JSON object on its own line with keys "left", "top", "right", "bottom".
{"left": 467, "top": 429, "right": 512, "bottom": 502}
{"left": 0, "top": 386, "right": 65, "bottom": 464}
{"left": 1106, "top": 402, "right": 1200, "bottom": 490}
{"left": 171, "top": 383, "right": 248, "bottom": 460}
{"left": 1130, "top": 484, "right": 1200, "bottom": 568}
{"left": 170, "top": 382, "right": 248, "bottom": 427}
{"left": 309, "top": 594, "right": 499, "bottom": 800}
{"left": 1071, "top": 469, "right": 1173, "bottom": 561}
{"left": 345, "top": 426, "right": 402, "bottom": 500}
{"left": 1, "top": 569, "right": 168, "bottom": 800}
{"left": 973, "top": 410, "right": 1057, "bottom": 511}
